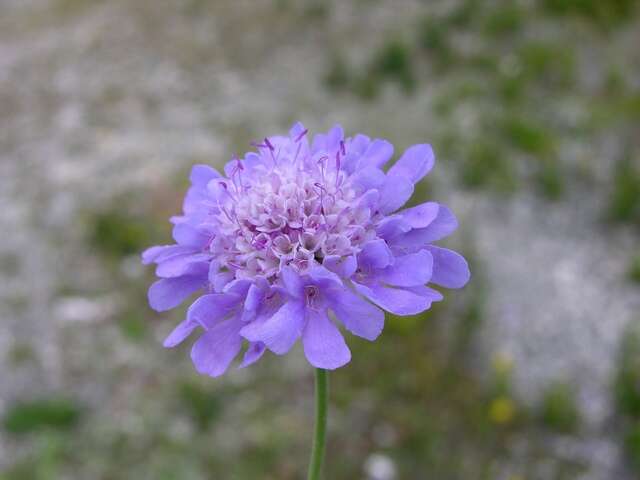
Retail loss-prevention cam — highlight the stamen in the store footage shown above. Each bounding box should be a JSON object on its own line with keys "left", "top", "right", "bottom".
{"left": 219, "top": 181, "right": 237, "bottom": 203}
{"left": 295, "top": 128, "right": 308, "bottom": 143}
{"left": 314, "top": 182, "right": 327, "bottom": 215}
{"left": 317, "top": 155, "right": 327, "bottom": 182}
{"left": 294, "top": 142, "right": 302, "bottom": 166}
{"left": 231, "top": 156, "right": 244, "bottom": 191}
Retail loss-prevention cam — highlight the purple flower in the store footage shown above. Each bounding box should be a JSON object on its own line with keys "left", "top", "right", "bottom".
{"left": 143, "top": 123, "right": 470, "bottom": 376}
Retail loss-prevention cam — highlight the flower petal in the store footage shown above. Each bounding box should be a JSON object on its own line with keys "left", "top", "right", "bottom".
{"left": 379, "top": 249, "right": 433, "bottom": 286}
{"left": 391, "top": 205, "right": 459, "bottom": 252}
{"left": 358, "top": 239, "right": 394, "bottom": 270}
{"left": 420, "top": 204, "right": 458, "bottom": 242}
{"left": 350, "top": 166, "right": 386, "bottom": 191}
{"left": 211, "top": 271, "right": 234, "bottom": 293}
{"left": 398, "top": 201, "right": 440, "bottom": 229}
{"left": 142, "top": 245, "right": 198, "bottom": 265}
{"left": 323, "top": 255, "right": 357, "bottom": 278}
{"left": 190, "top": 164, "right": 221, "bottom": 187}
{"left": 308, "top": 265, "right": 344, "bottom": 290}
{"left": 378, "top": 175, "right": 414, "bottom": 214}
{"left": 141, "top": 245, "right": 167, "bottom": 265}
{"left": 148, "top": 275, "right": 206, "bottom": 312}
{"left": 426, "top": 246, "right": 470, "bottom": 289}
{"left": 406, "top": 285, "right": 444, "bottom": 303}
{"left": 328, "top": 287, "right": 384, "bottom": 341}
{"left": 172, "top": 223, "right": 209, "bottom": 248}
{"left": 223, "top": 279, "right": 253, "bottom": 297}
{"left": 280, "top": 266, "right": 304, "bottom": 299}
{"left": 341, "top": 134, "right": 371, "bottom": 173}
{"left": 302, "top": 309, "right": 351, "bottom": 369}
{"left": 156, "top": 253, "right": 211, "bottom": 278}
{"left": 187, "top": 293, "right": 241, "bottom": 329}
{"left": 190, "top": 317, "right": 243, "bottom": 377}
{"left": 240, "top": 300, "right": 305, "bottom": 355}
{"left": 357, "top": 139, "right": 394, "bottom": 170}
{"left": 244, "top": 283, "right": 266, "bottom": 315}
{"left": 353, "top": 282, "right": 434, "bottom": 316}
{"left": 376, "top": 215, "right": 412, "bottom": 240}
{"left": 326, "top": 124, "right": 344, "bottom": 152}
{"left": 239, "top": 342, "right": 266, "bottom": 368}
{"left": 163, "top": 319, "right": 198, "bottom": 348}
{"left": 387, "top": 144, "right": 434, "bottom": 183}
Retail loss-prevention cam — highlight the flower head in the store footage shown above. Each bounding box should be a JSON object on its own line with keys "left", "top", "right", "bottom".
{"left": 143, "top": 123, "right": 469, "bottom": 375}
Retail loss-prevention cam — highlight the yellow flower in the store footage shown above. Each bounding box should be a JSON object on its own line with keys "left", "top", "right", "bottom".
{"left": 489, "top": 396, "right": 516, "bottom": 424}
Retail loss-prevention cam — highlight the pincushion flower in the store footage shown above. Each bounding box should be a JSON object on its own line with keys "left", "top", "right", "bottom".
{"left": 142, "top": 122, "right": 470, "bottom": 376}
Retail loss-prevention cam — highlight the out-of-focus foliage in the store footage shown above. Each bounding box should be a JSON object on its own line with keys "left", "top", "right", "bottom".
{"left": 542, "top": 0, "right": 639, "bottom": 28}
{"left": 3, "top": 399, "right": 81, "bottom": 435}
{"left": 616, "top": 325, "right": 640, "bottom": 473}
{"left": 539, "top": 383, "right": 581, "bottom": 434}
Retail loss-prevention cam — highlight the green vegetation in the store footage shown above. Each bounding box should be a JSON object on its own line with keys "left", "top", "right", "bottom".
{"left": 629, "top": 254, "right": 640, "bottom": 283}
{"left": 517, "top": 42, "right": 576, "bottom": 89}
{"left": 352, "top": 73, "right": 380, "bottom": 101}
{"left": 178, "top": 381, "right": 223, "bottom": 430}
{"left": 615, "top": 325, "right": 640, "bottom": 473}
{"left": 3, "top": 398, "right": 81, "bottom": 434}
{"left": 615, "top": 326, "right": 640, "bottom": 418}
{"left": 446, "top": 0, "right": 481, "bottom": 28}
{"left": 540, "top": 382, "right": 581, "bottom": 433}
{"left": 483, "top": 4, "right": 525, "bottom": 36}
{"left": 7, "top": 342, "right": 36, "bottom": 366}
{"left": 541, "top": 0, "right": 639, "bottom": 27}
{"left": 451, "top": 248, "right": 486, "bottom": 355}
{"left": 0, "top": 433, "right": 68, "bottom": 480}
{"left": 501, "top": 116, "right": 555, "bottom": 155}
{"left": 626, "top": 424, "right": 640, "bottom": 471}
{"left": 371, "top": 39, "right": 416, "bottom": 93}
{"left": 117, "top": 307, "right": 149, "bottom": 342}
{"left": 608, "top": 158, "right": 640, "bottom": 224}
{"left": 536, "top": 158, "right": 565, "bottom": 201}
{"left": 324, "top": 54, "right": 350, "bottom": 92}
{"left": 326, "top": 39, "right": 415, "bottom": 99}
{"left": 460, "top": 141, "right": 517, "bottom": 194}
{"left": 419, "top": 16, "right": 455, "bottom": 68}
{"left": 89, "top": 209, "right": 156, "bottom": 259}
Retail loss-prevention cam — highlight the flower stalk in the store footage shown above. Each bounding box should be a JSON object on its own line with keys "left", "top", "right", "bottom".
{"left": 307, "top": 368, "right": 328, "bottom": 480}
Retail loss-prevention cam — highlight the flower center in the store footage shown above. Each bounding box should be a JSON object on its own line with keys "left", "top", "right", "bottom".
{"left": 210, "top": 160, "right": 376, "bottom": 280}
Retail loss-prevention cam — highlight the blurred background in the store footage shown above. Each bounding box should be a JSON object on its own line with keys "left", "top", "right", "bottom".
{"left": 1, "top": 0, "right": 639, "bottom": 479}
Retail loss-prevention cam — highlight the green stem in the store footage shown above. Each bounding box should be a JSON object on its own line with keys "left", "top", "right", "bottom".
{"left": 307, "top": 368, "right": 328, "bottom": 480}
